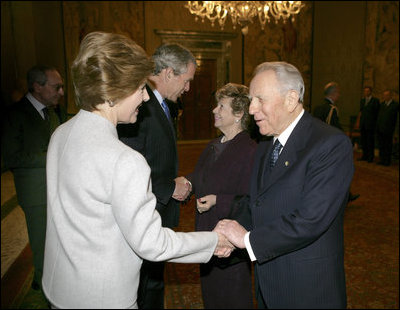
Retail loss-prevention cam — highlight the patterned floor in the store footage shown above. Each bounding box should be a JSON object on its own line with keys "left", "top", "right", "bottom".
{"left": 1, "top": 143, "right": 399, "bottom": 309}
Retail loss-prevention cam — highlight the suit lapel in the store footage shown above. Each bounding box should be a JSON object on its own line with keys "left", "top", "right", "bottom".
{"left": 257, "top": 112, "right": 311, "bottom": 197}
{"left": 146, "top": 86, "right": 176, "bottom": 142}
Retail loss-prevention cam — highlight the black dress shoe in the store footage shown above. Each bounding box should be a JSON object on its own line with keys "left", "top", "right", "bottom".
{"left": 357, "top": 157, "right": 367, "bottom": 161}
{"left": 348, "top": 193, "right": 360, "bottom": 202}
{"left": 31, "top": 280, "right": 41, "bottom": 291}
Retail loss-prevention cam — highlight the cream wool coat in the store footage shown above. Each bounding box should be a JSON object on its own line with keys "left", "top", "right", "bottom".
{"left": 42, "top": 110, "right": 217, "bottom": 309}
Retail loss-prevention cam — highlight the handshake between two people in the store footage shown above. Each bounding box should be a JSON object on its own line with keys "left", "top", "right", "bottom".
{"left": 212, "top": 219, "right": 248, "bottom": 258}
{"left": 172, "top": 177, "right": 248, "bottom": 258}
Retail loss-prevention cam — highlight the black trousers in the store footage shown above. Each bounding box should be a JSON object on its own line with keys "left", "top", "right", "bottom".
{"left": 377, "top": 131, "right": 394, "bottom": 165}
{"left": 21, "top": 203, "right": 47, "bottom": 287}
{"left": 360, "top": 128, "right": 376, "bottom": 161}
{"left": 137, "top": 260, "right": 165, "bottom": 309}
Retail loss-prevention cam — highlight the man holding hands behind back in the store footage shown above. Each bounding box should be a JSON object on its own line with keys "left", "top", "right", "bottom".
{"left": 214, "top": 62, "right": 354, "bottom": 309}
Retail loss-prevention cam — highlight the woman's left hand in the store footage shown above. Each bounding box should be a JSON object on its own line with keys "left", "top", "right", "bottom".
{"left": 196, "top": 195, "right": 216, "bottom": 213}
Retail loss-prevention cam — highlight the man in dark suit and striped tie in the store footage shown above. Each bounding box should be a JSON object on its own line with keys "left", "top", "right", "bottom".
{"left": 117, "top": 44, "right": 196, "bottom": 309}
{"left": 1, "top": 65, "right": 67, "bottom": 291}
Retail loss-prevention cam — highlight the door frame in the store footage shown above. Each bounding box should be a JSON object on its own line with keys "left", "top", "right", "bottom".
{"left": 154, "top": 30, "right": 237, "bottom": 90}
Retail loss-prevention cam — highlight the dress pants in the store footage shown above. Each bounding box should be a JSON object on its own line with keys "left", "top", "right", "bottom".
{"left": 360, "top": 128, "right": 376, "bottom": 161}
{"left": 377, "top": 131, "right": 394, "bottom": 165}
{"left": 137, "top": 260, "right": 165, "bottom": 309}
{"left": 21, "top": 202, "right": 47, "bottom": 287}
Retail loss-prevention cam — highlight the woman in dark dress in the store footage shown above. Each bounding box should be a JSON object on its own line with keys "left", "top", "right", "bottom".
{"left": 186, "top": 83, "right": 257, "bottom": 309}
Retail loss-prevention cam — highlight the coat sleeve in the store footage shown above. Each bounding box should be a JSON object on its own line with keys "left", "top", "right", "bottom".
{"left": 111, "top": 150, "right": 218, "bottom": 263}
{"left": 250, "top": 134, "right": 353, "bottom": 263}
{"left": 1, "top": 108, "right": 47, "bottom": 170}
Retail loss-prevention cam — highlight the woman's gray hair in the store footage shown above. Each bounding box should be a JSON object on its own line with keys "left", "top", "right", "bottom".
{"left": 253, "top": 61, "right": 305, "bottom": 103}
{"left": 152, "top": 43, "right": 197, "bottom": 76}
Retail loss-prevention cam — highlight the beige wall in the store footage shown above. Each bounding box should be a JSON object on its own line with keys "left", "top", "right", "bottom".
{"left": 1, "top": 1, "right": 65, "bottom": 107}
{"left": 1, "top": 1, "right": 399, "bottom": 131}
{"left": 311, "top": 1, "right": 367, "bottom": 131}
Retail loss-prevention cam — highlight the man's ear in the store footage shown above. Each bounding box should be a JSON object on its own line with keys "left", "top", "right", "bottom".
{"left": 164, "top": 67, "right": 174, "bottom": 82}
{"left": 285, "top": 90, "right": 300, "bottom": 112}
{"left": 32, "top": 82, "right": 42, "bottom": 94}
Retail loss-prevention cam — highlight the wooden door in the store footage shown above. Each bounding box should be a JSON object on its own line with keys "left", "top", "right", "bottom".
{"left": 179, "top": 59, "right": 218, "bottom": 140}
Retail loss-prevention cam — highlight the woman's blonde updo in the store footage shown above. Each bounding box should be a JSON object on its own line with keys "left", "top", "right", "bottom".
{"left": 71, "top": 31, "right": 154, "bottom": 111}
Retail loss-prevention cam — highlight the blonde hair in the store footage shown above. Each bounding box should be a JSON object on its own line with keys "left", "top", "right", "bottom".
{"left": 72, "top": 31, "right": 154, "bottom": 111}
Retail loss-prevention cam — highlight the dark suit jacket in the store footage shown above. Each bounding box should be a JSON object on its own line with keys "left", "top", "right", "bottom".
{"left": 249, "top": 111, "right": 353, "bottom": 308}
{"left": 1, "top": 96, "right": 67, "bottom": 207}
{"left": 376, "top": 100, "right": 399, "bottom": 135}
{"left": 359, "top": 96, "right": 380, "bottom": 130}
{"left": 313, "top": 98, "right": 342, "bottom": 130}
{"left": 117, "top": 85, "right": 179, "bottom": 228}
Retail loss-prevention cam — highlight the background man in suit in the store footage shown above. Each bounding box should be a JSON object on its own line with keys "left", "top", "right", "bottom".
{"left": 313, "top": 81, "right": 342, "bottom": 129}
{"left": 358, "top": 86, "right": 380, "bottom": 162}
{"left": 1, "top": 65, "right": 66, "bottom": 291}
{"left": 313, "top": 81, "right": 359, "bottom": 203}
{"left": 117, "top": 43, "right": 195, "bottom": 309}
{"left": 376, "top": 89, "right": 399, "bottom": 166}
{"left": 214, "top": 62, "right": 354, "bottom": 308}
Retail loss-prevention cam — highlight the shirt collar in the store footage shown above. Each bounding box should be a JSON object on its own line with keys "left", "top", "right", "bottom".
{"left": 152, "top": 89, "right": 164, "bottom": 105}
{"left": 274, "top": 109, "right": 304, "bottom": 147}
{"left": 26, "top": 92, "right": 46, "bottom": 114}
{"left": 325, "top": 97, "right": 335, "bottom": 105}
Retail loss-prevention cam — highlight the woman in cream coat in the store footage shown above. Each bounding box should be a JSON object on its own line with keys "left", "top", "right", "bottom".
{"left": 42, "top": 31, "right": 232, "bottom": 309}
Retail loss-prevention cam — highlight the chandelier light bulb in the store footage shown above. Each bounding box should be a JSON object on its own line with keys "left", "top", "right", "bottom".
{"left": 186, "top": 1, "right": 304, "bottom": 35}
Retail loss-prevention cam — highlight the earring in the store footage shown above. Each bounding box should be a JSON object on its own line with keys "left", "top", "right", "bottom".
{"left": 235, "top": 119, "right": 240, "bottom": 123}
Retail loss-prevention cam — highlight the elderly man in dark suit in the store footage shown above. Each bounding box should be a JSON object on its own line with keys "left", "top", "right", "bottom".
{"left": 117, "top": 43, "right": 195, "bottom": 309}
{"left": 376, "top": 89, "right": 399, "bottom": 166}
{"left": 1, "top": 65, "right": 66, "bottom": 291}
{"left": 358, "top": 86, "right": 380, "bottom": 162}
{"left": 313, "top": 81, "right": 342, "bottom": 130}
{"left": 214, "top": 62, "right": 354, "bottom": 308}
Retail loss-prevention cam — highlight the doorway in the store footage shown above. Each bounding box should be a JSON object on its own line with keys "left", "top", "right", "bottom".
{"left": 155, "top": 30, "right": 237, "bottom": 140}
{"left": 180, "top": 59, "right": 217, "bottom": 140}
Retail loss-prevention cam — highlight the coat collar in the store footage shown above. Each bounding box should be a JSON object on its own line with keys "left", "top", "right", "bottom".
{"left": 256, "top": 111, "right": 312, "bottom": 196}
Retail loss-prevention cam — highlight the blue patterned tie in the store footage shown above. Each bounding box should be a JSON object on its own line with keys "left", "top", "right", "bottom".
{"left": 161, "top": 99, "right": 172, "bottom": 123}
{"left": 269, "top": 139, "right": 283, "bottom": 168}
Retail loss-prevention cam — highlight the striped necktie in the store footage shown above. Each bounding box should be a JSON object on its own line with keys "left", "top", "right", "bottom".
{"left": 269, "top": 139, "right": 283, "bottom": 168}
{"left": 161, "top": 99, "right": 172, "bottom": 123}
{"left": 42, "top": 106, "right": 60, "bottom": 134}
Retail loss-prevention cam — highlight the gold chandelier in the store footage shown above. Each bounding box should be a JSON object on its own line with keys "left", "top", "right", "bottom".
{"left": 185, "top": 1, "right": 304, "bottom": 35}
